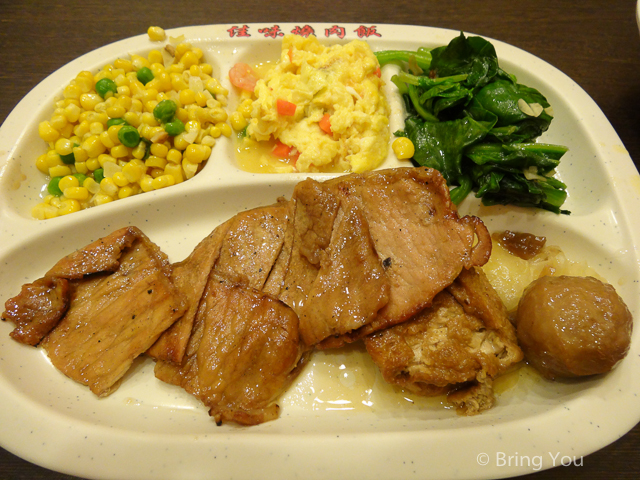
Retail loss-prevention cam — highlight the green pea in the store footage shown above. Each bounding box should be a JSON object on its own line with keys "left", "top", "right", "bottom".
{"left": 153, "top": 99, "right": 177, "bottom": 123}
{"left": 59, "top": 142, "right": 79, "bottom": 164}
{"left": 136, "top": 67, "right": 154, "bottom": 85}
{"left": 93, "top": 168, "right": 105, "bottom": 184}
{"left": 164, "top": 118, "right": 185, "bottom": 136}
{"left": 106, "top": 118, "right": 128, "bottom": 128}
{"left": 95, "top": 78, "right": 118, "bottom": 99}
{"left": 117, "top": 125, "right": 141, "bottom": 148}
{"left": 60, "top": 152, "right": 75, "bottom": 165}
{"left": 47, "top": 177, "right": 63, "bottom": 196}
{"left": 73, "top": 173, "right": 88, "bottom": 185}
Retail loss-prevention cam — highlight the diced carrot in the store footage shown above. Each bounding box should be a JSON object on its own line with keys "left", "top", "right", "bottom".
{"left": 272, "top": 140, "right": 293, "bottom": 158}
{"left": 276, "top": 98, "right": 297, "bottom": 116}
{"left": 375, "top": 66, "right": 382, "bottom": 78}
{"left": 288, "top": 48, "right": 293, "bottom": 62}
{"left": 319, "top": 113, "right": 332, "bottom": 134}
{"left": 229, "top": 63, "right": 258, "bottom": 92}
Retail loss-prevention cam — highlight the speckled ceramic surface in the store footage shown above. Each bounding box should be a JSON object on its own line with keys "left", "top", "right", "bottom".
{"left": 1, "top": 24, "right": 639, "bottom": 480}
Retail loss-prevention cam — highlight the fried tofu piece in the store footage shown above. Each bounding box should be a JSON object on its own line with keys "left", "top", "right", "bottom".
{"left": 365, "top": 267, "right": 522, "bottom": 415}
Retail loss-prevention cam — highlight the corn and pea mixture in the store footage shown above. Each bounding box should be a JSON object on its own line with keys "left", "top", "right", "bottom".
{"left": 32, "top": 28, "right": 230, "bottom": 219}
{"left": 230, "top": 35, "right": 390, "bottom": 173}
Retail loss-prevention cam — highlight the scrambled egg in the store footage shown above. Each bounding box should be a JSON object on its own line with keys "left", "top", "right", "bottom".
{"left": 239, "top": 34, "right": 390, "bottom": 173}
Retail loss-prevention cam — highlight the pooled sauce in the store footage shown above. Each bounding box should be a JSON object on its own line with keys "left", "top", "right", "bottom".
{"left": 282, "top": 343, "right": 453, "bottom": 412}
{"left": 494, "top": 230, "right": 546, "bottom": 260}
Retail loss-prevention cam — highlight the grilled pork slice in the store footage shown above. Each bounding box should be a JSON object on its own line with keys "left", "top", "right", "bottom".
{"left": 147, "top": 219, "right": 232, "bottom": 363}
{"left": 267, "top": 167, "right": 492, "bottom": 348}
{"left": 149, "top": 202, "right": 291, "bottom": 364}
{"left": 1, "top": 276, "right": 70, "bottom": 346}
{"left": 364, "top": 267, "right": 522, "bottom": 415}
{"left": 155, "top": 274, "right": 306, "bottom": 425}
{"left": 214, "top": 202, "right": 290, "bottom": 290}
{"left": 2, "top": 227, "right": 185, "bottom": 396}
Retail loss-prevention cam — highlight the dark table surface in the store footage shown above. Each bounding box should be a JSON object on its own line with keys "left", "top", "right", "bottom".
{"left": 1, "top": 1, "right": 639, "bottom": 479}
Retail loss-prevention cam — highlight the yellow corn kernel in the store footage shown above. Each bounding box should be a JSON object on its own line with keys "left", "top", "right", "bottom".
{"left": 140, "top": 111, "right": 158, "bottom": 126}
{"left": 219, "top": 122, "right": 232, "bottom": 138}
{"left": 117, "top": 186, "right": 134, "bottom": 199}
{"left": 179, "top": 88, "right": 196, "bottom": 106}
{"left": 164, "top": 163, "right": 184, "bottom": 183}
{"left": 82, "top": 135, "right": 107, "bottom": 157}
{"left": 54, "top": 138, "right": 74, "bottom": 156}
{"left": 130, "top": 54, "right": 150, "bottom": 70}
{"left": 194, "top": 91, "right": 208, "bottom": 108}
{"left": 63, "top": 103, "right": 82, "bottom": 123}
{"left": 229, "top": 111, "right": 248, "bottom": 131}
{"left": 38, "top": 121, "right": 60, "bottom": 142}
{"left": 86, "top": 157, "right": 100, "bottom": 171}
{"left": 169, "top": 63, "right": 185, "bottom": 74}
{"left": 64, "top": 186, "right": 89, "bottom": 200}
{"left": 166, "top": 148, "right": 182, "bottom": 163}
{"left": 106, "top": 105, "right": 126, "bottom": 119}
{"left": 179, "top": 51, "right": 198, "bottom": 69}
{"left": 112, "top": 171, "right": 130, "bottom": 187}
{"left": 200, "top": 135, "right": 216, "bottom": 147}
{"left": 32, "top": 203, "right": 58, "bottom": 220}
{"left": 149, "top": 167, "right": 164, "bottom": 178}
{"left": 209, "top": 125, "right": 222, "bottom": 138}
{"left": 176, "top": 107, "right": 189, "bottom": 123}
{"left": 200, "top": 63, "right": 213, "bottom": 76}
{"left": 172, "top": 133, "right": 190, "bottom": 151}
{"left": 205, "top": 78, "right": 227, "bottom": 96}
{"left": 123, "top": 111, "right": 140, "bottom": 128}
{"left": 150, "top": 143, "right": 168, "bottom": 157}
{"left": 140, "top": 88, "right": 158, "bottom": 104}
{"left": 152, "top": 174, "right": 175, "bottom": 190}
{"left": 183, "top": 144, "right": 207, "bottom": 164}
{"left": 170, "top": 73, "right": 189, "bottom": 91}
{"left": 75, "top": 161, "right": 89, "bottom": 174}
{"left": 89, "top": 121, "right": 105, "bottom": 135}
{"left": 93, "top": 193, "right": 114, "bottom": 205}
{"left": 36, "top": 154, "right": 49, "bottom": 174}
{"left": 83, "top": 177, "right": 101, "bottom": 194}
{"left": 113, "top": 58, "right": 132, "bottom": 72}
{"left": 122, "top": 160, "right": 146, "bottom": 183}
{"left": 154, "top": 72, "right": 172, "bottom": 91}
{"left": 110, "top": 144, "right": 130, "bottom": 159}
{"left": 100, "top": 177, "right": 118, "bottom": 197}
{"left": 147, "top": 26, "right": 166, "bottom": 42}
{"left": 116, "top": 85, "right": 132, "bottom": 98}
{"left": 392, "top": 137, "right": 415, "bottom": 160}
{"left": 79, "top": 92, "right": 102, "bottom": 111}
{"left": 182, "top": 159, "right": 198, "bottom": 179}
{"left": 72, "top": 146, "right": 89, "bottom": 163}
{"left": 63, "top": 83, "right": 82, "bottom": 100}
{"left": 189, "top": 65, "right": 202, "bottom": 78}
{"left": 131, "top": 142, "right": 147, "bottom": 159}
{"left": 50, "top": 196, "right": 62, "bottom": 208}
{"left": 145, "top": 155, "right": 167, "bottom": 169}
{"left": 148, "top": 53, "right": 164, "bottom": 68}
{"left": 175, "top": 42, "right": 192, "bottom": 59}
{"left": 98, "top": 154, "right": 117, "bottom": 167}
{"left": 140, "top": 175, "right": 154, "bottom": 192}
{"left": 58, "top": 175, "right": 79, "bottom": 191}
{"left": 100, "top": 130, "right": 116, "bottom": 149}
{"left": 73, "top": 120, "right": 91, "bottom": 138}
{"left": 46, "top": 150, "right": 63, "bottom": 167}
{"left": 49, "top": 165, "right": 72, "bottom": 177}
{"left": 57, "top": 199, "right": 81, "bottom": 216}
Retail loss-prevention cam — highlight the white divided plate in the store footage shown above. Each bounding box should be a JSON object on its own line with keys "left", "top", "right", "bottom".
{"left": 1, "top": 23, "right": 639, "bottom": 480}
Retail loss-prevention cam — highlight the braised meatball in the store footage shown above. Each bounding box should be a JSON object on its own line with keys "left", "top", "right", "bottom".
{"left": 515, "top": 275, "right": 632, "bottom": 379}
